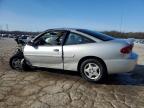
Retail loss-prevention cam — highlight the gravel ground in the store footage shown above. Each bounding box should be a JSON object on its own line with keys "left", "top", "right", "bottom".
{"left": 0, "top": 38, "right": 144, "bottom": 108}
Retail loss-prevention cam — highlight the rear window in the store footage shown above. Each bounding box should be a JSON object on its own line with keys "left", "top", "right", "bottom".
{"left": 77, "top": 29, "right": 114, "bottom": 41}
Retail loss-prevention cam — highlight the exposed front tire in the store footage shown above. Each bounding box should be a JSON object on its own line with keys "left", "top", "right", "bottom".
{"left": 9, "top": 54, "right": 31, "bottom": 71}
{"left": 80, "top": 59, "right": 107, "bottom": 82}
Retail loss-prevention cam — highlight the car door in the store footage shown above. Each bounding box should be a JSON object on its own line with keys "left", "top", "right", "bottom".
{"left": 63, "top": 32, "right": 95, "bottom": 71}
{"left": 24, "top": 30, "right": 67, "bottom": 69}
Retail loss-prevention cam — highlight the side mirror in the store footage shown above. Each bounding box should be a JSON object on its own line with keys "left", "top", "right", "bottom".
{"left": 27, "top": 40, "right": 35, "bottom": 46}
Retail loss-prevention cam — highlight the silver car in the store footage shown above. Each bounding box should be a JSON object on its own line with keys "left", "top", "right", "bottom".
{"left": 10, "top": 28, "right": 138, "bottom": 82}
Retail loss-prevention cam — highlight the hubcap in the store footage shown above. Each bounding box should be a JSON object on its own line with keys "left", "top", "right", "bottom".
{"left": 12, "top": 58, "right": 22, "bottom": 69}
{"left": 84, "top": 63, "right": 101, "bottom": 80}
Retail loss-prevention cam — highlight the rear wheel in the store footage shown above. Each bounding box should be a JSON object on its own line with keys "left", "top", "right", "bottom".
{"left": 80, "top": 59, "right": 107, "bottom": 82}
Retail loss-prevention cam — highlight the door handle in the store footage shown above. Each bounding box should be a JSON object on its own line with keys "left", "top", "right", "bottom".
{"left": 53, "top": 49, "right": 59, "bottom": 52}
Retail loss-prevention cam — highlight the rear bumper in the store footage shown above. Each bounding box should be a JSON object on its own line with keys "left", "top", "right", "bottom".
{"left": 105, "top": 52, "right": 138, "bottom": 74}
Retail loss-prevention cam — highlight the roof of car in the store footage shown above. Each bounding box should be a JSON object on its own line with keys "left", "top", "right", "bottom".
{"left": 46, "top": 28, "right": 80, "bottom": 31}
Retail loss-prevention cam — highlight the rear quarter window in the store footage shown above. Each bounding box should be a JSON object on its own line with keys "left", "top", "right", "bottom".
{"left": 65, "top": 32, "right": 95, "bottom": 45}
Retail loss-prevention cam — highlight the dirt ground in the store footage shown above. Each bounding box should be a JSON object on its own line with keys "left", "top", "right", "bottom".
{"left": 0, "top": 38, "right": 144, "bottom": 108}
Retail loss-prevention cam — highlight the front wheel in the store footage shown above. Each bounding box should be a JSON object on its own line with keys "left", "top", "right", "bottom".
{"left": 80, "top": 59, "right": 107, "bottom": 82}
{"left": 9, "top": 54, "right": 31, "bottom": 71}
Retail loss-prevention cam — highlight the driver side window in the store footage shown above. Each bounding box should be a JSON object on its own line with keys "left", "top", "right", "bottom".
{"left": 35, "top": 31, "right": 66, "bottom": 46}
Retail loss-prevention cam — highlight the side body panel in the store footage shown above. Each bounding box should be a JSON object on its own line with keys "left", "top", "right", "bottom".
{"left": 63, "top": 41, "right": 129, "bottom": 72}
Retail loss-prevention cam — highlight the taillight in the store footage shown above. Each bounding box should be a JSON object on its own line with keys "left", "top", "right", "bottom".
{"left": 120, "top": 45, "right": 133, "bottom": 54}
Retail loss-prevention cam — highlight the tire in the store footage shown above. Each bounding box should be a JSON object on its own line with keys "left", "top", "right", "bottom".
{"left": 80, "top": 59, "right": 107, "bottom": 82}
{"left": 9, "top": 54, "right": 23, "bottom": 70}
{"left": 9, "top": 54, "right": 31, "bottom": 71}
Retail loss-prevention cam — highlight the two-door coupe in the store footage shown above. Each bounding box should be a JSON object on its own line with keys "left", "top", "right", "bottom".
{"left": 10, "top": 28, "right": 138, "bottom": 82}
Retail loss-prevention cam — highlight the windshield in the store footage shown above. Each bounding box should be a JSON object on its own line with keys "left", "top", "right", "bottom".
{"left": 77, "top": 29, "right": 114, "bottom": 41}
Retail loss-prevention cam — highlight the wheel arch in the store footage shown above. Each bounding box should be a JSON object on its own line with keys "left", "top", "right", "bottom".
{"left": 77, "top": 56, "right": 107, "bottom": 73}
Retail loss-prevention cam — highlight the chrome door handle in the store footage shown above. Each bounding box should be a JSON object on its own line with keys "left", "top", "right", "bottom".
{"left": 53, "top": 49, "right": 59, "bottom": 52}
